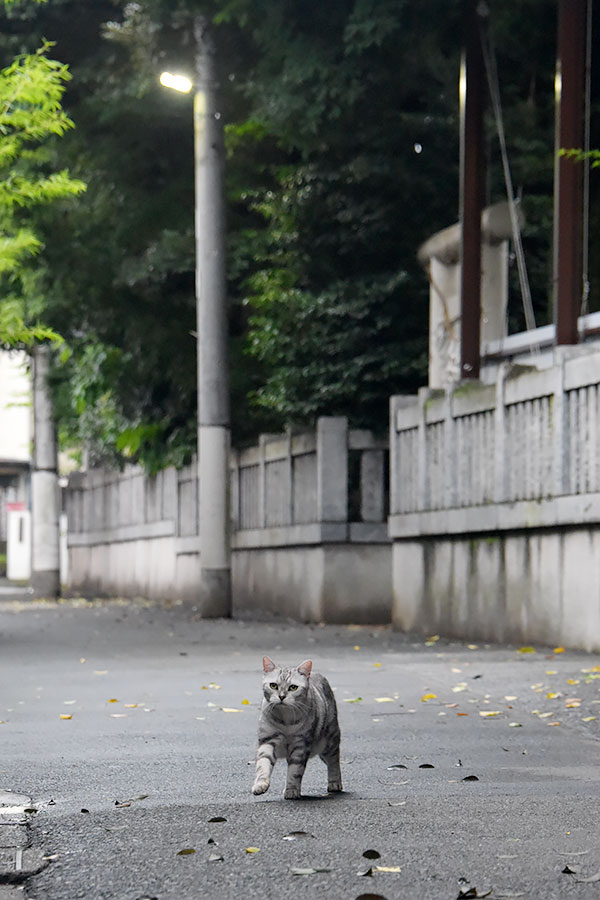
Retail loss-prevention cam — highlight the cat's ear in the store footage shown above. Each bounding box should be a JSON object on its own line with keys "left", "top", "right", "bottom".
{"left": 297, "top": 659, "right": 312, "bottom": 678}
{"left": 263, "top": 656, "right": 276, "bottom": 673}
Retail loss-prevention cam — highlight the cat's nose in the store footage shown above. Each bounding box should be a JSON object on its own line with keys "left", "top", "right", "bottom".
{"left": 278, "top": 692, "right": 286, "bottom": 701}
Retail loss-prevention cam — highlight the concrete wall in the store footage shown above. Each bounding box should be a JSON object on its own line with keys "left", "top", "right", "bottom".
{"left": 392, "top": 528, "right": 600, "bottom": 651}
{"left": 390, "top": 346, "right": 600, "bottom": 650}
{"left": 65, "top": 418, "right": 392, "bottom": 623}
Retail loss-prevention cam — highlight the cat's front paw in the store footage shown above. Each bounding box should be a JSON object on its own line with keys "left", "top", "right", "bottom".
{"left": 284, "top": 786, "right": 301, "bottom": 799}
{"left": 327, "top": 781, "right": 343, "bottom": 793}
{"left": 252, "top": 779, "right": 270, "bottom": 795}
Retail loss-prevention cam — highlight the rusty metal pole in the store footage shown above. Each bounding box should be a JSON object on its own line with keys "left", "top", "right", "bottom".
{"left": 554, "top": 0, "right": 586, "bottom": 345}
{"left": 459, "top": 0, "right": 485, "bottom": 379}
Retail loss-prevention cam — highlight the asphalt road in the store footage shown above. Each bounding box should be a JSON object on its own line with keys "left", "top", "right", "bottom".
{"left": 2, "top": 597, "right": 600, "bottom": 900}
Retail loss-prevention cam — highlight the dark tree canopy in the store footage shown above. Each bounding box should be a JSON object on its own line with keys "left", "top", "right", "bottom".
{"left": 0, "top": 0, "right": 594, "bottom": 469}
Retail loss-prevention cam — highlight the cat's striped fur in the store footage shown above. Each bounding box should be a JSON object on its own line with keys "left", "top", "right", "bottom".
{"left": 252, "top": 656, "right": 342, "bottom": 800}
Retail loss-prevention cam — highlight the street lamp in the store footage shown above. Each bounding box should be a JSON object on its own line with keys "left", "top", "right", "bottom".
{"left": 160, "top": 18, "right": 231, "bottom": 617}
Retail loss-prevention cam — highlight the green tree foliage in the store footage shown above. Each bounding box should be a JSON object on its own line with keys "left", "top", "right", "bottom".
{"left": 0, "top": 0, "right": 582, "bottom": 466}
{"left": 0, "top": 37, "right": 85, "bottom": 348}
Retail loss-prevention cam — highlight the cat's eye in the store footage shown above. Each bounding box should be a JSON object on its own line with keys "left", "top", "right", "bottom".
{"left": 269, "top": 682, "right": 278, "bottom": 690}
{"left": 288, "top": 684, "right": 298, "bottom": 691}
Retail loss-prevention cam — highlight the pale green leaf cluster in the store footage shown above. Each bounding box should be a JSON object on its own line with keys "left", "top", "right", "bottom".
{"left": 0, "top": 39, "right": 86, "bottom": 347}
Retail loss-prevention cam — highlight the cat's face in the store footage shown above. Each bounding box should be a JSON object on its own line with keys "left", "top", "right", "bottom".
{"left": 262, "top": 656, "right": 312, "bottom": 706}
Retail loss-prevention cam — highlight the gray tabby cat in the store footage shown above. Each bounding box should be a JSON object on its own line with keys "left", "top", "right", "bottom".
{"left": 252, "top": 656, "right": 342, "bottom": 799}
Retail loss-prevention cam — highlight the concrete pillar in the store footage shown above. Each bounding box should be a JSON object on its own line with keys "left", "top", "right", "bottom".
{"left": 317, "top": 417, "right": 348, "bottom": 523}
{"left": 360, "top": 450, "right": 385, "bottom": 523}
{"left": 31, "top": 344, "right": 60, "bottom": 597}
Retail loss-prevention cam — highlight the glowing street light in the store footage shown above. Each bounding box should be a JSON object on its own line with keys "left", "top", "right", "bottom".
{"left": 159, "top": 71, "right": 193, "bottom": 94}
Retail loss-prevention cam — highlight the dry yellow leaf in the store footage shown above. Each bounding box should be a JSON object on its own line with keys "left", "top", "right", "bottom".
{"left": 108, "top": 698, "right": 118, "bottom": 703}
{"left": 518, "top": 646, "right": 536, "bottom": 654}
{"left": 124, "top": 704, "right": 138, "bottom": 708}
{"left": 548, "top": 721, "right": 561, "bottom": 726}
{"left": 547, "top": 692, "right": 560, "bottom": 699}
{"left": 222, "top": 707, "right": 242, "bottom": 713}
{"left": 505, "top": 695, "right": 518, "bottom": 701}
{"left": 479, "top": 711, "right": 502, "bottom": 717}
{"left": 376, "top": 865, "right": 402, "bottom": 872}
{"left": 468, "top": 644, "right": 478, "bottom": 650}
{"left": 420, "top": 694, "right": 437, "bottom": 702}
{"left": 245, "top": 847, "right": 260, "bottom": 854}
{"left": 241, "top": 699, "right": 250, "bottom": 705}
{"left": 554, "top": 647, "right": 565, "bottom": 654}
{"left": 59, "top": 714, "right": 72, "bottom": 720}
{"left": 567, "top": 678, "right": 580, "bottom": 685}
{"left": 452, "top": 684, "right": 467, "bottom": 692}
{"left": 546, "top": 670, "right": 558, "bottom": 675}
{"left": 583, "top": 716, "right": 596, "bottom": 722}
{"left": 538, "top": 712, "right": 553, "bottom": 718}
{"left": 79, "top": 658, "right": 86, "bottom": 664}
{"left": 565, "top": 701, "right": 581, "bottom": 708}
{"left": 353, "top": 645, "right": 360, "bottom": 651}
{"left": 373, "top": 662, "right": 382, "bottom": 668}
{"left": 376, "top": 697, "right": 395, "bottom": 703}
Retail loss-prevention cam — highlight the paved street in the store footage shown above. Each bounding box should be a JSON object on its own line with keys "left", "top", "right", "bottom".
{"left": 1, "top": 597, "right": 600, "bottom": 899}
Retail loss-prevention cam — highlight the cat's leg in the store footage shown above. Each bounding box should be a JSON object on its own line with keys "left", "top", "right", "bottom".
{"left": 320, "top": 741, "right": 342, "bottom": 793}
{"left": 252, "top": 742, "right": 276, "bottom": 795}
{"left": 284, "top": 743, "right": 310, "bottom": 799}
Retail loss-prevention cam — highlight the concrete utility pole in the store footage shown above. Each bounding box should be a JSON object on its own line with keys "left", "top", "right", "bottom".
{"left": 193, "top": 16, "right": 232, "bottom": 617}
{"left": 31, "top": 344, "right": 60, "bottom": 598}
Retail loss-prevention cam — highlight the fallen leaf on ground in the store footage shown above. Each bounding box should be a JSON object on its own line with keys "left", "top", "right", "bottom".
{"left": 63, "top": 700, "right": 76, "bottom": 705}
{"left": 355, "top": 894, "right": 390, "bottom": 900}
{"left": 547, "top": 692, "right": 560, "bottom": 699}
{"left": 421, "top": 694, "right": 437, "bottom": 702}
{"left": 419, "top": 763, "right": 435, "bottom": 768}
{"left": 373, "top": 662, "right": 382, "bottom": 668}
{"left": 548, "top": 721, "right": 561, "bottom": 726}
{"left": 567, "top": 678, "right": 580, "bottom": 685}
{"left": 124, "top": 704, "right": 138, "bottom": 708}
{"left": 357, "top": 866, "right": 374, "bottom": 877}
{"left": 283, "top": 831, "right": 315, "bottom": 841}
{"left": 386, "top": 764, "right": 408, "bottom": 770}
{"left": 241, "top": 699, "right": 250, "bottom": 705}
{"left": 582, "top": 716, "right": 596, "bottom": 722}
{"left": 479, "top": 711, "right": 502, "bottom": 717}
{"left": 362, "top": 849, "right": 381, "bottom": 860}
{"left": 108, "top": 698, "right": 118, "bottom": 703}
{"left": 554, "top": 647, "right": 565, "bottom": 654}
{"left": 245, "top": 847, "right": 260, "bottom": 854}
{"left": 177, "top": 848, "right": 195, "bottom": 856}
{"left": 518, "top": 647, "right": 536, "bottom": 654}
{"left": 291, "top": 867, "right": 332, "bottom": 875}
{"left": 208, "top": 852, "right": 224, "bottom": 862}
{"left": 509, "top": 722, "right": 522, "bottom": 727}
{"left": 375, "top": 697, "right": 395, "bottom": 703}
{"left": 562, "top": 865, "right": 577, "bottom": 874}
{"left": 375, "top": 866, "right": 402, "bottom": 873}
{"left": 208, "top": 816, "right": 227, "bottom": 823}
{"left": 353, "top": 646, "right": 360, "bottom": 651}
{"left": 575, "top": 873, "right": 600, "bottom": 883}
{"left": 110, "top": 714, "right": 127, "bottom": 718}
{"left": 221, "top": 708, "right": 242, "bottom": 713}
{"left": 59, "top": 714, "right": 72, "bottom": 720}
{"left": 462, "top": 775, "right": 480, "bottom": 782}
{"left": 344, "top": 697, "right": 363, "bottom": 703}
